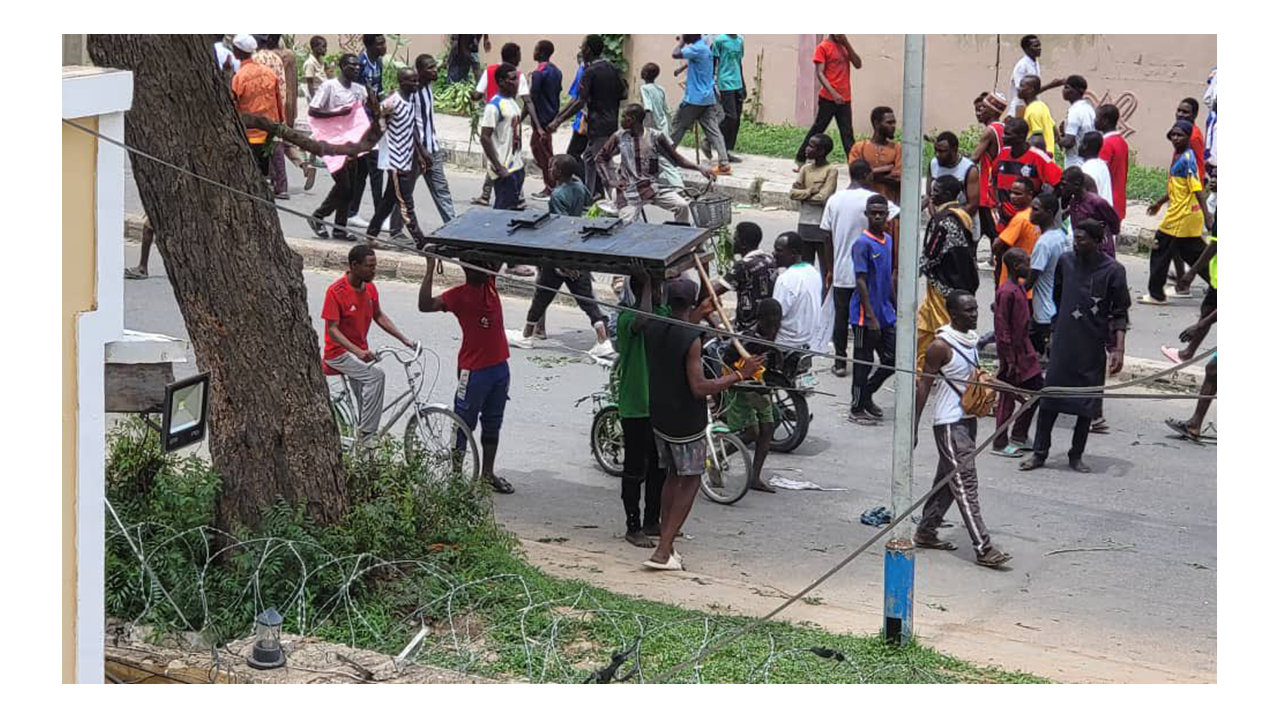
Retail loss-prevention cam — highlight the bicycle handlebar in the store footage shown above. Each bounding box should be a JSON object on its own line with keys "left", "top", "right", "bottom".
{"left": 375, "top": 342, "right": 423, "bottom": 364}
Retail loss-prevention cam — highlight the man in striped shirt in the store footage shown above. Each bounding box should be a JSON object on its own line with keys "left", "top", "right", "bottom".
{"left": 993, "top": 117, "right": 1062, "bottom": 232}
{"left": 412, "top": 54, "right": 457, "bottom": 225}
{"left": 367, "top": 68, "right": 429, "bottom": 249}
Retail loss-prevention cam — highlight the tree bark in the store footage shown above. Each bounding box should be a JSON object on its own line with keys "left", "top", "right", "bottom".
{"left": 88, "top": 34, "right": 348, "bottom": 530}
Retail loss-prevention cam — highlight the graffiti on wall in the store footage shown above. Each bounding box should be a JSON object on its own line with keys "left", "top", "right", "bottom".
{"left": 1085, "top": 90, "right": 1139, "bottom": 140}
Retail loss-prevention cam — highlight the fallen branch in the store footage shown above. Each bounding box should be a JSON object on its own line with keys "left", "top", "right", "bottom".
{"left": 1044, "top": 542, "right": 1135, "bottom": 557}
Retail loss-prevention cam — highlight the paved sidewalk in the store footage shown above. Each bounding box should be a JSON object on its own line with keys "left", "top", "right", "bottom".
{"left": 432, "top": 113, "right": 1163, "bottom": 248}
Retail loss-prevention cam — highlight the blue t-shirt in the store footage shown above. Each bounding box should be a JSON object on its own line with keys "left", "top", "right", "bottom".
{"left": 529, "top": 61, "right": 563, "bottom": 128}
{"left": 568, "top": 65, "right": 585, "bottom": 133}
{"left": 1029, "top": 226, "right": 1067, "bottom": 324}
{"left": 850, "top": 231, "right": 896, "bottom": 327}
{"left": 681, "top": 41, "right": 716, "bottom": 106}
{"left": 712, "top": 35, "right": 745, "bottom": 91}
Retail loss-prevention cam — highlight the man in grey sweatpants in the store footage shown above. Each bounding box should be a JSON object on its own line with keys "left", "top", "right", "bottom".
{"left": 911, "top": 291, "right": 1012, "bottom": 569}
{"left": 322, "top": 245, "right": 416, "bottom": 440}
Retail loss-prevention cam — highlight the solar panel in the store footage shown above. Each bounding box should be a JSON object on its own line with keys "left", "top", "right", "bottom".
{"left": 427, "top": 208, "right": 716, "bottom": 275}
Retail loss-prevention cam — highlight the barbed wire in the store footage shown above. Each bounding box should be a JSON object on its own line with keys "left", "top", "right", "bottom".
{"left": 79, "top": 118, "right": 1215, "bottom": 684}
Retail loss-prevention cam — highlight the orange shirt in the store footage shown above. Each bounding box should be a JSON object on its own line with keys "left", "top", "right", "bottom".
{"left": 232, "top": 58, "right": 283, "bottom": 144}
{"left": 848, "top": 139, "right": 903, "bottom": 202}
{"left": 997, "top": 208, "right": 1041, "bottom": 289}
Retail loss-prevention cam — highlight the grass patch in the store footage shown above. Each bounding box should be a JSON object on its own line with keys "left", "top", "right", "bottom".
{"left": 105, "top": 417, "right": 1044, "bottom": 684}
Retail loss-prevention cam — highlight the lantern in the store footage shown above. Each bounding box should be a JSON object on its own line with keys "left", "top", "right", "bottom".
{"left": 246, "top": 607, "right": 286, "bottom": 670}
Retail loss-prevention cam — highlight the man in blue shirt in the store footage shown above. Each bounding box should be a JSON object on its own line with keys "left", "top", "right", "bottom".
{"left": 667, "top": 35, "right": 730, "bottom": 176}
{"left": 528, "top": 40, "right": 563, "bottom": 200}
{"left": 849, "top": 194, "right": 897, "bottom": 424}
{"left": 711, "top": 34, "right": 746, "bottom": 162}
{"left": 347, "top": 34, "right": 402, "bottom": 237}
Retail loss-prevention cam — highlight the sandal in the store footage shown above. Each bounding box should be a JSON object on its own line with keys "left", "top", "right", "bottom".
{"left": 1090, "top": 418, "right": 1110, "bottom": 434}
{"left": 976, "top": 547, "right": 1012, "bottom": 568}
{"left": 124, "top": 267, "right": 148, "bottom": 280}
{"left": 1164, "top": 418, "right": 1202, "bottom": 443}
{"left": 991, "top": 445, "right": 1027, "bottom": 459}
{"left": 1161, "top": 346, "right": 1185, "bottom": 364}
{"left": 1137, "top": 293, "right": 1168, "bottom": 306}
{"left": 488, "top": 475, "right": 515, "bottom": 494}
{"left": 642, "top": 554, "right": 683, "bottom": 571}
{"left": 914, "top": 535, "right": 957, "bottom": 551}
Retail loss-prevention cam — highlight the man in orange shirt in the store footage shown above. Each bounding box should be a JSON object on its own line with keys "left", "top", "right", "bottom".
{"left": 849, "top": 106, "right": 903, "bottom": 268}
{"left": 992, "top": 177, "right": 1039, "bottom": 287}
{"left": 230, "top": 35, "right": 283, "bottom": 178}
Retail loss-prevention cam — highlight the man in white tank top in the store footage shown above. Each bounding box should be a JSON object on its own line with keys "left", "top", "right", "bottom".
{"left": 912, "top": 291, "right": 1012, "bottom": 568}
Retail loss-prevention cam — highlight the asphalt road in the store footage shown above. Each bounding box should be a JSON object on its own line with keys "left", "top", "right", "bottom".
{"left": 122, "top": 160, "right": 1216, "bottom": 681}
{"left": 125, "top": 160, "right": 1215, "bottom": 365}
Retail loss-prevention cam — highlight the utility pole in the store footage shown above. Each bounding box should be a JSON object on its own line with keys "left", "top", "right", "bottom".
{"left": 884, "top": 33, "right": 925, "bottom": 646}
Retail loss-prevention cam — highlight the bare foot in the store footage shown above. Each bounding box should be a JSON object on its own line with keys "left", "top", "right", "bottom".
{"left": 1069, "top": 457, "right": 1093, "bottom": 473}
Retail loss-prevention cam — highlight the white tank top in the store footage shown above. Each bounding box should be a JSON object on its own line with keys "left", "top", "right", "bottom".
{"left": 934, "top": 338, "right": 978, "bottom": 426}
{"left": 930, "top": 157, "right": 976, "bottom": 207}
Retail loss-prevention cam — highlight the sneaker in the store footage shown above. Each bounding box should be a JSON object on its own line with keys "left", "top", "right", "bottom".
{"left": 588, "top": 340, "right": 615, "bottom": 359}
{"left": 347, "top": 214, "right": 370, "bottom": 228}
{"left": 865, "top": 400, "right": 884, "bottom": 419}
{"left": 332, "top": 229, "right": 354, "bottom": 241}
{"left": 848, "top": 409, "right": 880, "bottom": 425}
{"left": 307, "top": 215, "right": 330, "bottom": 239}
{"left": 505, "top": 329, "right": 535, "bottom": 349}
{"left": 531, "top": 189, "right": 552, "bottom": 200}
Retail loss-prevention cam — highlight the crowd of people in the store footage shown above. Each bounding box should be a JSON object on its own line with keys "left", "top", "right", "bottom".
{"left": 207, "top": 33, "right": 1216, "bottom": 574}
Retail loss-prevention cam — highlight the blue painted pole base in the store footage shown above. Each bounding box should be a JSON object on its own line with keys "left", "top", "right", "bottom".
{"left": 882, "top": 540, "right": 915, "bottom": 645}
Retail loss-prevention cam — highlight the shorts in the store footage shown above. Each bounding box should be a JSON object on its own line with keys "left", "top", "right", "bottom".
{"left": 454, "top": 361, "right": 510, "bottom": 446}
{"left": 653, "top": 432, "right": 707, "bottom": 477}
{"left": 725, "top": 389, "right": 775, "bottom": 431}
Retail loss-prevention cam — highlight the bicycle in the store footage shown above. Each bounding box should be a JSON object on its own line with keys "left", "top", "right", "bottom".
{"left": 697, "top": 339, "right": 756, "bottom": 505}
{"left": 328, "top": 343, "right": 480, "bottom": 482}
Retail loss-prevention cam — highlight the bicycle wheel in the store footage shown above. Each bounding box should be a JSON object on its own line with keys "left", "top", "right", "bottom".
{"left": 590, "top": 405, "right": 625, "bottom": 477}
{"left": 330, "top": 393, "right": 357, "bottom": 452}
{"left": 700, "top": 430, "right": 753, "bottom": 505}
{"left": 404, "top": 406, "right": 481, "bottom": 482}
{"left": 769, "top": 388, "right": 810, "bottom": 454}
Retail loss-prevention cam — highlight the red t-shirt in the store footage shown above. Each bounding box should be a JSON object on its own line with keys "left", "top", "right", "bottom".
{"left": 1098, "top": 131, "right": 1130, "bottom": 220}
{"left": 995, "top": 145, "right": 1062, "bottom": 227}
{"left": 321, "top": 274, "right": 379, "bottom": 367}
{"left": 813, "top": 39, "right": 851, "bottom": 103}
{"left": 978, "top": 121, "right": 1005, "bottom": 208}
{"left": 441, "top": 278, "right": 510, "bottom": 371}
{"left": 1180, "top": 125, "right": 1206, "bottom": 183}
{"left": 483, "top": 64, "right": 500, "bottom": 102}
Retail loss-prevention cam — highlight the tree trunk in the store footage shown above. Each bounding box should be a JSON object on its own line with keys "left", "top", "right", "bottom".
{"left": 88, "top": 35, "right": 348, "bottom": 530}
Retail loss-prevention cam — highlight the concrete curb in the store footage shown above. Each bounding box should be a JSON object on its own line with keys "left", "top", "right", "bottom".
{"left": 439, "top": 139, "right": 1155, "bottom": 255}
{"left": 123, "top": 214, "right": 617, "bottom": 310}
{"left": 124, "top": 215, "right": 1200, "bottom": 390}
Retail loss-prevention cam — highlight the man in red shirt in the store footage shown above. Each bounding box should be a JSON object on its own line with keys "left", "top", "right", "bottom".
{"left": 419, "top": 256, "right": 515, "bottom": 494}
{"left": 993, "top": 117, "right": 1062, "bottom": 232}
{"left": 1175, "top": 98, "right": 1207, "bottom": 183}
{"left": 793, "top": 34, "right": 861, "bottom": 171}
{"left": 971, "top": 91, "right": 1007, "bottom": 256}
{"left": 1095, "top": 104, "right": 1129, "bottom": 219}
{"left": 322, "top": 245, "right": 415, "bottom": 440}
